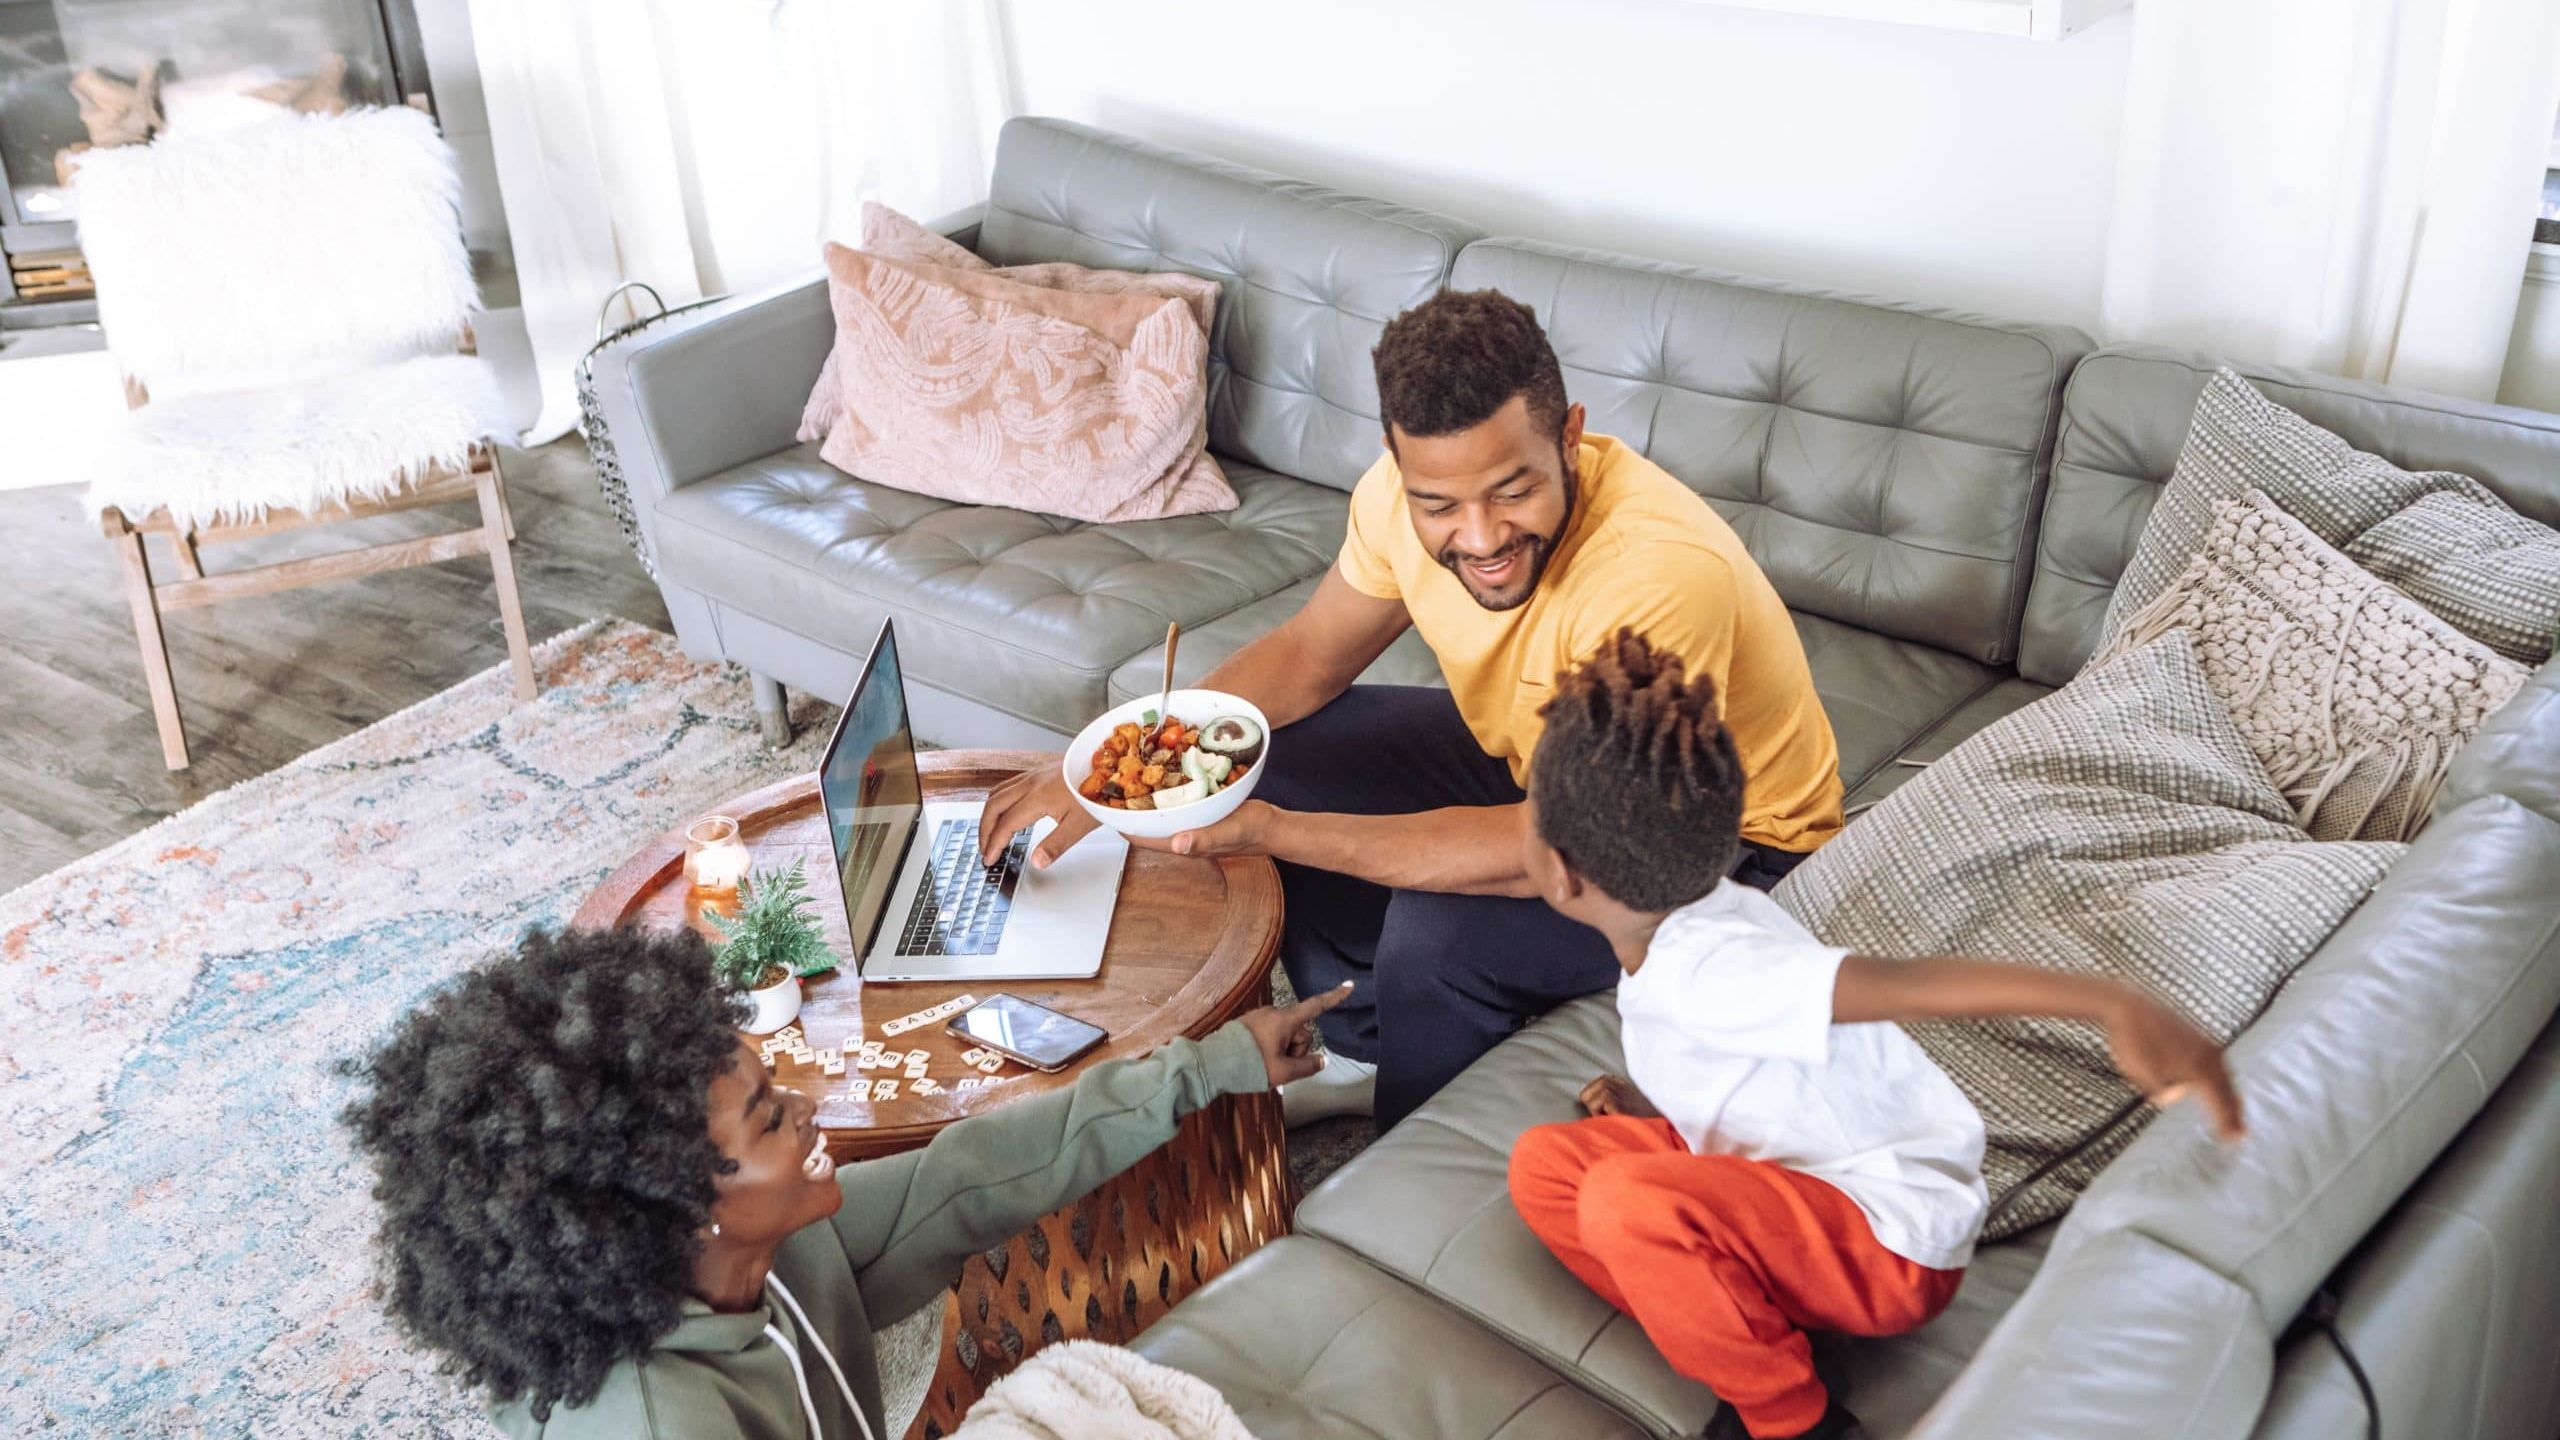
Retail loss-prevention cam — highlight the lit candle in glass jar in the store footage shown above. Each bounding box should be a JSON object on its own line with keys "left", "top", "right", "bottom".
{"left": 684, "top": 815, "right": 752, "bottom": 893}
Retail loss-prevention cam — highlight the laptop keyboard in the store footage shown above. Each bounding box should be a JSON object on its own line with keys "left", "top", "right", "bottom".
{"left": 894, "top": 819, "right": 1031, "bottom": 957}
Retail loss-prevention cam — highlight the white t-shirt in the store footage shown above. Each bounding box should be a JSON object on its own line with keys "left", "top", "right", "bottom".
{"left": 1616, "top": 881, "right": 1989, "bottom": 1271}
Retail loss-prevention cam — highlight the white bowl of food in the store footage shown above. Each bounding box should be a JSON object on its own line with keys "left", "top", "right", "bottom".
{"left": 1063, "top": 689, "right": 1272, "bottom": 840}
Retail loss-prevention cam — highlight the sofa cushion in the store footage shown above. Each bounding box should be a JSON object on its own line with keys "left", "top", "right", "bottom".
{"left": 1131, "top": 1235, "right": 1653, "bottom": 1440}
{"left": 651, "top": 445, "right": 1343, "bottom": 729}
{"left": 976, "top": 118, "right": 1482, "bottom": 490}
{"left": 1842, "top": 677, "right": 2052, "bottom": 815}
{"left": 2020, "top": 344, "right": 2560, "bottom": 687}
{"left": 1447, "top": 238, "right": 2091, "bottom": 664}
{"left": 1292, "top": 993, "right": 2058, "bottom": 1438}
{"left": 1777, "top": 633, "right": 2405, "bottom": 1236}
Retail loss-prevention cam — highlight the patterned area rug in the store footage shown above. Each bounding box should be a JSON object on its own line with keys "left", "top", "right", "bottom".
{"left": 0, "top": 619, "right": 1373, "bottom": 1437}
{"left": 0, "top": 622, "right": 828, "bottom": 1437}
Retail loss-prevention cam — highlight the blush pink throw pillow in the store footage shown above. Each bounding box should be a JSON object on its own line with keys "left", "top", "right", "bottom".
{"left": 797, "top": 203, "right": 1229, "bottom": 522}
{"left": 805, "top": 244, "right": 1235, "bottom": 523}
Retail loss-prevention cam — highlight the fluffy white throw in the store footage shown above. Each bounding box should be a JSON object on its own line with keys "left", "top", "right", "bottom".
{"left": 72, "top": 107, "right": 480, "bottom": 396}
{"left": 949, "top": 1343, "right": 1252, "bottom": 1440}
{"left": 86, "top": 355, "right": 509, "bottom": 530}
{"left": 70, "top": 107, "right": 505, "bottom": 529}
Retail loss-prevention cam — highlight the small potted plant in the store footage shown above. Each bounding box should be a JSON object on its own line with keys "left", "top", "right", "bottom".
{"left": 706, "top": 859, "right": 836, "bottom": 1034}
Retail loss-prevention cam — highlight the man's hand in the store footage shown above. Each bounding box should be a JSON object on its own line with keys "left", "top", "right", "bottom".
{"left": 1578, "top": 1074, "right": 1658, "bottom": 1119}
{"left": 977, "top": 768, "right": 1097, "bottom": 869}
{"left": 1127, "top": 799, "right": 1279, "bottom": 860}
{"left": 2102, "top": 991, "right": 2247, "bottom": 1141}
{"left": 1237, "top": 982, "right": 1356, "bottom": 1087}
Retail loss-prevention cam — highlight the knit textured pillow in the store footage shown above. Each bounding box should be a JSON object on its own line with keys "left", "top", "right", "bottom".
{"left": 1773, "top": 632, "right": 2403, "bottom": 1238}
{"left": 2095, "top": 490, "right": 2527, "bottom": 842}
{"left": 2098, "top": 367, "right": 2559, "bottom": 666}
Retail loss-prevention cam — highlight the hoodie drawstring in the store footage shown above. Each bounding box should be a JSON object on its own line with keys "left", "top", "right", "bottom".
{"left": 762, "top": 1274, "right": 879, "bottom": 1440}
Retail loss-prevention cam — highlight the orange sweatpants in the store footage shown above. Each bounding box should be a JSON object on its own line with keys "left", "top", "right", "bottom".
{"left": 1508, "top": 1116, "right": 1963, "bottom": 1439}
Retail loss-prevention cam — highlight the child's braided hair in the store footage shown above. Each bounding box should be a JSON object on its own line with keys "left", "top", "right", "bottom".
{"left": 1530, "top": 628, "right": 1745, "bottom": 911}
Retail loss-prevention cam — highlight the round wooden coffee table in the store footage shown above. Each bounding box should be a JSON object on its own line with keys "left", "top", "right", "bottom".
{"left": 574, "top": 749, "right": 1289, "bottom": 1437}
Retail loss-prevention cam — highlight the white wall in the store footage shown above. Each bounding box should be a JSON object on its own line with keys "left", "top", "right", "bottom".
{"left": 997, "top": 0, "right": 2136, "bottom": 332}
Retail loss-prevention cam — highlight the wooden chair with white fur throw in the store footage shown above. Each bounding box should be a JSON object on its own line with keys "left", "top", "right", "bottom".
{"left": 73, "top": 105, "right": 534, "bottom": 771}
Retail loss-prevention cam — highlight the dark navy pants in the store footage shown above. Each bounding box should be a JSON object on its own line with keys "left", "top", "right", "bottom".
{"left": 1259, "top": 686, "right": 1806, "bottom": 1129}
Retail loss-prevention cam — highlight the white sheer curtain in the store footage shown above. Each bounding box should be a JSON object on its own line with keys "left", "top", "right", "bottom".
{"left": 469, "top": 0, "right": 1014, "bottom": 441}
{"left": 2099, "top": 0, "right": 2560, "bottom": 401}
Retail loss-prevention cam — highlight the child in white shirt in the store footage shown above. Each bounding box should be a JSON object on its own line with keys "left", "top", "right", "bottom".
{"left": 1509, "top": 631, "right": 2245, "bottom": 1440}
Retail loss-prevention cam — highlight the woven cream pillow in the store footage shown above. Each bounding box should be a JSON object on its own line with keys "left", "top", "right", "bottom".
{"left": 2094, "top": 489, "right": 2527, "bottom": 841}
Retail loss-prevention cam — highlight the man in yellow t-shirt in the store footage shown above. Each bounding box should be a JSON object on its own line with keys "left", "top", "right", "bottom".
{"left": 982, "top": 288, "right": 1843, "bottom": 1129}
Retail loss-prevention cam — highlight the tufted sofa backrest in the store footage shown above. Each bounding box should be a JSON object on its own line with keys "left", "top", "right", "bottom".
{"left": 2022, "top": 344, "right": 2560, "bottom": 686}
{"left": 1448, "top": 239, "right": 2091, "bottom": 664}
{"left": 976, "top": 118, "right": 1481, "bottom": 491}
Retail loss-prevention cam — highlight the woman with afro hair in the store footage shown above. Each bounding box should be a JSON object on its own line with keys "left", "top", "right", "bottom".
{"left": 341, "top": 926, "right": 1348, "bottom": 1439}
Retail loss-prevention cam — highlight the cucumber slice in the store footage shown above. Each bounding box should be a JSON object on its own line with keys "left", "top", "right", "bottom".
{"left": 1180, "top": 748, "right": 1233, "bottom": 790}
{"left": 1140, "top": 708, "right": 1159, "bottom": 728}
{"left": 1150, "top": 776, "right": 1210, "bottom": 809}
{"left": 1198, "top": 715, "right": 1263, "bottom": 755}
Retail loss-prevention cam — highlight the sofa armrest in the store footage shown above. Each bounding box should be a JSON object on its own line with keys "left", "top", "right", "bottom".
{"left": 2442, "top": 655, "right": 2560, "bottom": 824}
{"left": 590, "top": 203, "right": 990, "bottom": 549}
{"left": 2066, "top": 795, "right": 2560, "bottom": 1327}
{"left": 1911, "top": 1230, "right": 2274, "bottom": 1440}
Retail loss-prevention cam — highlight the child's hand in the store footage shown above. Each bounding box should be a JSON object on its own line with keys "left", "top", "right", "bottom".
{"left": 2103, "top": 991, "right": 2246, "bottom": 1141}
{"left": 1578, "top": 1074, "right": 1658, "bottom": 1119}
{"left": 1238, "top": 982, "right": 1355, "bottom": 1088}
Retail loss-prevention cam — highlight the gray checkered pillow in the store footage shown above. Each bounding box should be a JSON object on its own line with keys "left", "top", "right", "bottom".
{"left": 1774, "top": 632, "right": 2402, "bottom": 1237}
{"left": 2100, "top": 368, "right": 2559, "bottom": 666}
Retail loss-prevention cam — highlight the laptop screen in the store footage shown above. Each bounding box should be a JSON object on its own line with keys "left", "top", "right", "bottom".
{"left": 819, "top": 621, "right": 923, "bottom": 959}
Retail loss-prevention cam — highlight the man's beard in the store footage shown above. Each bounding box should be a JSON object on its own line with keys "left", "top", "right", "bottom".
{"left": 1436, "top": 445, "right": 1579, "bottom": 612}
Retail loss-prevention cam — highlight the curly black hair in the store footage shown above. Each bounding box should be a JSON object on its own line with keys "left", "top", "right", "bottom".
{"left": 1372, "top": 287, "right": 1568, "bottom": 443}
{"left": 1532, "top": 630, "right": 1746, "bottom": 912}
{"left": 340, "top": 927, "right": 746, "bottom": 1420}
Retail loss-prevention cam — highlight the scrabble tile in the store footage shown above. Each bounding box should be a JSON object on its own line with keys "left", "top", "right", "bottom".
{"left": 975, "top": 1057, "right": 1003, "bottom": 1073}
{"left": 872, "top": 1079, "right": 899, "bottom": 1101}
{"left": 822, "top": 1057, "right": 846, "bottom": 1076}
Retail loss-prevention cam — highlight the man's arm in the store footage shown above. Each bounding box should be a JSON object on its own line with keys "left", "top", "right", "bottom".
{"left": 1173, "top": 796, "right": 1539, "bottom": 897}
{"left": 1834, "top": 956, "right": 2247, "bottom": 1139}
{"left": 1197, "top": 567, "right": 1412, "bottom": 729}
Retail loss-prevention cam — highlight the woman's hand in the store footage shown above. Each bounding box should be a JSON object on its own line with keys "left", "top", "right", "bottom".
{"left": 1578, "top": 1074, "right": 1658, "bottom": 1119}
{"left": 2103, "top": 991, "right": 2247, "bottom": 1141}
{"left": 976, "top": 767, "right": 1096, "bottom": 869}
{"left": 1237, "top": 982, "right": 1356, "bottom": 1087}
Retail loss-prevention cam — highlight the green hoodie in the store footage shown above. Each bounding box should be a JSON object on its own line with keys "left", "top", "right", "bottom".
{"left": 488, "top": 1021, "right": 1268, "bottom": 1440}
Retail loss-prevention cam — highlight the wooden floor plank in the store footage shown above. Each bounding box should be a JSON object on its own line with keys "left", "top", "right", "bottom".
{"left": 0, "top": 439, "right": 673, "bottom": 892}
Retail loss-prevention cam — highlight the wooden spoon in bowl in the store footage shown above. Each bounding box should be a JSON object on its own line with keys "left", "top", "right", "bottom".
{"left": 1146, "top": 620, "right": 1180, "bottom": 746}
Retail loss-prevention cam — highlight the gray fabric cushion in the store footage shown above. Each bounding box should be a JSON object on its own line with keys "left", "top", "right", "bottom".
{"left": 650, "top": 445, "right": 1342, "bottom": 728}
{"left": 1132, "top": 1235, "right": 1654, "bottom": 1440}
{"left": 1775, "top": 633, "right": 2405, "bottom": 1236}
{"left": 2094, "top": 491, "right": 2527, "bottom": 843}
{"left": 976, "top": 118, "right": 1481, "bottom": 490}
{"left": 2021, "top": 345, "right": 2560, "bottom": 687}
{"left": 2344, "top": 490, "right": 2560, "bottom": 666}
{"left": 1447, "top": 238, "right": 2091, "bottom": 663}
{"left": 2098, "top": 368, "right": 2560, "bottom": 668}
{"left": 1291, "top": 993, "right": 2059, "bottom": 1438}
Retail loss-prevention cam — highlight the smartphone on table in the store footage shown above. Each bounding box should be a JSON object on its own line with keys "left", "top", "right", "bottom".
{"left": 947, "top": 992, "right": 1108, "bottom": 1072}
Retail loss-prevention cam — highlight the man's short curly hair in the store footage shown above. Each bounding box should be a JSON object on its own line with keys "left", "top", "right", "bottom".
{"left": 340, "top": 927, "right": 745, "bottom": 1419}
{"left": 1373, "top": 287, "right": 1567, "bottom": 442}
{"left": 1532, "top": 630, "right": 1746, "bottom": 911}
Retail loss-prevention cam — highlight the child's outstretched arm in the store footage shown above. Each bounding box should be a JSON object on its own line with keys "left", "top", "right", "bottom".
{"left": 1833, "top": 956, "right": 2247, "bottom": 1141}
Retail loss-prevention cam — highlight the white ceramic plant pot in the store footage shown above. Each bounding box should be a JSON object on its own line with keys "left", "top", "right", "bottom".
{"left": 739, "top": 970, "right": 802, "bottom": 1034}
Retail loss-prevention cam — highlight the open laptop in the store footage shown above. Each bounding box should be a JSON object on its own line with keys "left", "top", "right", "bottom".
{"left": 819, "top": 618, "right": 1127, "bottom": 983}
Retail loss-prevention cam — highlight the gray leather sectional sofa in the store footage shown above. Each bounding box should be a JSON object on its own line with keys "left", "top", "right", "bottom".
{"left": 587, "top": 118, "right": 2560, "bottom": 1440}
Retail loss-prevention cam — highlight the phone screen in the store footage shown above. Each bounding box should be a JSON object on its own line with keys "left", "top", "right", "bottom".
{"left": 949, "top": 994, "right": 1108, "bottom": 1070}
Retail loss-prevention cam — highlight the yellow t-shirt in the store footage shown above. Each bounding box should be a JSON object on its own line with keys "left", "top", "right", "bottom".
{"left": 1337, "top": 433, "right": 1844, "bottom": 853}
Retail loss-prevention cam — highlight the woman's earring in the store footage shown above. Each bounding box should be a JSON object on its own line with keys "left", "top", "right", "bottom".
{"left": 710, "top": 1223, "right": 722, "bottom": 1237}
